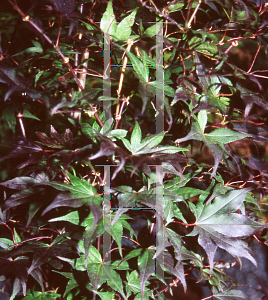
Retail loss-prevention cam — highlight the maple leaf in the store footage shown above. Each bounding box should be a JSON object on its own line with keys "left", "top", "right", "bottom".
{"left": 188, "top": 189, "right": 267, "bottom": 273}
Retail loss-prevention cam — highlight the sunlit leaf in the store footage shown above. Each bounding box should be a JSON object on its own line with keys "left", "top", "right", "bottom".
{"left": 205, "top": 128, "right": 250, "bottom": 144}
{"left": 100, "top": 1, "right": 117, "bottom": 36}
{"left": 115, "top": 8, "right": 138, "bottom": 41}
{"left": 130, "top": 122, "right": 142, "bottom": 151}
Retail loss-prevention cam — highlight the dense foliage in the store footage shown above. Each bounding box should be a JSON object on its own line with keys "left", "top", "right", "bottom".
{"left": 1, "top": 0, "right": 268, "bottom": 299}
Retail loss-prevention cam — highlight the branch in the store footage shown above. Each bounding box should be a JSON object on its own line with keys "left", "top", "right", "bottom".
{"left": 7, "top": 0, "right": 103, "bottom": 127}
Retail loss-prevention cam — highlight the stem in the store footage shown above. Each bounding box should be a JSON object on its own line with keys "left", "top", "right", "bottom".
{"left": 5, "top": 224, "right": 15, "bottom": 244}
{"left": 172, "top": 220, "right": 196, "bottom": 226}
{"left": 122, "top": 235, "right": 141, "bottom": 247}
{"left": 55, "top": 15, "right": 62, "bottom": 48}
{"left": 7, "top": 236, "right": 51, "bottom": 250}
{"left": 201, "top": 296, "right": 213, "bottom": 300}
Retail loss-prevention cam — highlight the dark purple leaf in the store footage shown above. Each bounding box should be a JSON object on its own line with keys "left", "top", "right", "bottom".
{"left": 245, "top": 157, "right": 268, "bottom": 172}
{"left": 29, "top": 268, "right": 45, "bottom": 292}
{"left": 50, "top": 125, "right": 65, "bottom": 145}
{"left": 3, "top": 188, "right": 44, "bottom": 211}
{"left": 89, "top": 140, "right": 116, "bottom": 160}
{"left": 28, "top": 237, "right": 77, "bottom": 274}
{"left": 64, "top": 128, "right": 74, "bottom": 147}
{"left": 0, "top": 65, "right": 26, "bottom": 100}
{"left": 0, "top": 257, "right": 29, "bottom": 283}
{"left": 229, "top": 121, "right": 268, "bottom": 142}
{"left": 49, "top": 0, "right": 75, "bottom": 15}
{"left": 0, "top": 140, "right": 43, "bottom": 162}
{"left": 35, "top": 131, "right": 64, "bottom": 148}
{"left": 161, "top": 252, "right": 186, "bottom": 292}
{"left": 0, "top": 176, "right": 46, "bottom": 190}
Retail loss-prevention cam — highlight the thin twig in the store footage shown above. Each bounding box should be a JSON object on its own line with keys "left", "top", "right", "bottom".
{"left": 179, "top": 53, "right": 186, "bottom": 75}
{"left": 251, "top": 74, "right": 268, "bottom": 79}
{"left": 55, "top": 15, "right": 62, "bottom": 48}
{"left": 251, "top": 69, "right": 268, "bottom": 73}
{"left": 17, "top": 112, "right": 26, "bottom": 138}
{"left": 79, "top": 49, "right": 90, "bottom": 87}
{"left": 248, "top": 44, "right": 261, "bottom": 73}
{"left": 136, "top": 0, "right": 184, "bottom": 31}
{"left": 5, "top": 223, "right": 15, "bottom": 244}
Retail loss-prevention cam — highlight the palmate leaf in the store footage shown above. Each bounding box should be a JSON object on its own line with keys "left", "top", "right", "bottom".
{"left": 0, "top": 140, "right": 43, "bottom": 162}
{"left": 27, "top": 233, "right": 77, "bottom": 274}
{"left": 175, "top": 121, "right": 249, "bottom": 177}
{"left": 0, "top": 256, "right": 29, "bottom": 297}
{"left": 190, "top": 189, "right": 267, "bottom": 273}
{"left": 122, "top": 122, "right": 186, "bottom": 156}
{"left": 175, "top": 122, "right": 222, "bottom": 177}
{"left": 42, "top": 173, "right": 102, "bottom": 216}
{"left": 111, "top": 186, "right": 149, "bottom": 225}
{"left": 126, "top": 270, "right": 144, "bottom": 296}
{"left": 87, "top": 246, "right": 127, "bottom": 299}
{"left": 193, "top": 52, "right": 233, "bottom": 112}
